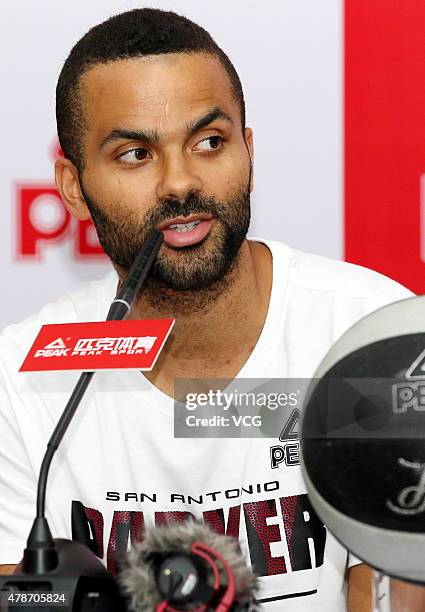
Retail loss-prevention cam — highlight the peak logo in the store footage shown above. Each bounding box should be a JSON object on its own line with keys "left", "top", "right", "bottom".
{"left": 406, "top": 349, "right": 425, "bottom": 380}
{"left": 391, "top": 349, "right": 425, "bottom": 413}
{"left": 279, "top": 408, "right": 300, "bottom": 441}
{"left": 21, "top": 319, "right": 175, "bottom": 373}
{"left": 45, "top": 338, "right": 67, "bottom": 349}
{"left": 35, "top": 337, "right": 70, "bottom": 357}
{"left": 17, "top": 184, "right": 106, "bottom": 260}
{"left": 16, "top": 141, "right": 106, "bottom": 261}
{"left": 270, "top": 409, "right": 301, "bottom": 470}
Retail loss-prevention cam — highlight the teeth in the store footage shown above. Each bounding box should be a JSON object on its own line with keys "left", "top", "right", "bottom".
{"left": 168, "top": 220, "right": 201, "bottom": 232}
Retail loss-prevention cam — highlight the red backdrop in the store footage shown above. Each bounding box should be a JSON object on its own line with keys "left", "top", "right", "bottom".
{"left": 345, "top": 0, "right": 425, "bottom": 294}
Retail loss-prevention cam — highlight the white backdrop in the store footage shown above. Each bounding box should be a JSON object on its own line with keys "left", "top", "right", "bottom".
{"left": 0, "top": 0, "right": 342, "bottom": 327}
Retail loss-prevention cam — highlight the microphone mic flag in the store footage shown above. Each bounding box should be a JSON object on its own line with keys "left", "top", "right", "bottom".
{"left": 300, "top": 294, "right": 425, "bottom": 584}
{"left": 0, "top": 230, "right": 163, "bottom": 611}
{"left": 119, "top": 521, "right": 258, "bottom": 611}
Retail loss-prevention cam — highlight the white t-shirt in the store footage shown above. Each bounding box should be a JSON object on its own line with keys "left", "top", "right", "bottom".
{"left": 0, "top": 239, "right": 413, "bottom": 610}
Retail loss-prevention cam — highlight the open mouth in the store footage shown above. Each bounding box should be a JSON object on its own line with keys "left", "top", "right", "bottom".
{"left": 158, "top": 216, "right": 213, "bottom": 247}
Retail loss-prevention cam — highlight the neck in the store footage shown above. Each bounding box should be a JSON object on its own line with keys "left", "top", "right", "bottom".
{"left": 125, "top": 239, "right": 272, "bottom": 389}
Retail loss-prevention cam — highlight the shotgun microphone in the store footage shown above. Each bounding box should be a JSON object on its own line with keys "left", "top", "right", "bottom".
{"left": 119, "top": 521, "right": 259, "bottom": 612}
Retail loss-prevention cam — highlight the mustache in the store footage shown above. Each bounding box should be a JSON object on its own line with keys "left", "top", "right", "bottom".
{"left": 143, "top": 192, "right": 226, "bottom": 230}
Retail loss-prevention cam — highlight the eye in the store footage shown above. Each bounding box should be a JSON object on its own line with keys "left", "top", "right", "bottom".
{"left": 118, "top": 148, "right": 151, "bottom": 163}
{"left": 193, "top": 135, "right": 224, "bottom": 152}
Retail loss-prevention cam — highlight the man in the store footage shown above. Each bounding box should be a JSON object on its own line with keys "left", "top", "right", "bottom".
{"left": 0, "top": 8, "right": 413, "bottom": 610}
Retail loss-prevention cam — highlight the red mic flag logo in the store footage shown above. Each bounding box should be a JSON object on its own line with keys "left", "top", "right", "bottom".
{"left": 20, "top": 319, "right": 175, "bottom": 372}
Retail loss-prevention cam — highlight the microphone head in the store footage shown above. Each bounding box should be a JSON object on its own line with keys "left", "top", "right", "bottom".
{"left": 119, "top": 520, "right": 257, "bottom": 611}
{"left": 300, "top": 294, "right": 425, "bottom": 583}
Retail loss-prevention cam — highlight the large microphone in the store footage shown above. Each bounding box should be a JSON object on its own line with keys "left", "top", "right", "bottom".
{"left": 119, "top": 521, "right": 258, "bottom": 611}
{"left": 300, "top": 294, "right": 425, "bottom": 584}
{"left": 0, "top": 230, "right": 163, "bottom": 610}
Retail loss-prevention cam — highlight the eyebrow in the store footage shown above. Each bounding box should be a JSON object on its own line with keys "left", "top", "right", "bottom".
{"left": 186, "top": 107, "right": 234, "bottom": 135}
{"left": 99, "top": 106, "right": 234, "bottom": 149}
{"left": 100, "top": 128, "right": 160, "bottom": 149}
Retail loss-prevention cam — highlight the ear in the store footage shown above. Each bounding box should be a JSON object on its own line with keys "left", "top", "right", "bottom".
{"left": 244, "top": 127, "right": 254, "bottom": 192}
{"left": 55, "top": 157, "right": 91, "bottom": 221}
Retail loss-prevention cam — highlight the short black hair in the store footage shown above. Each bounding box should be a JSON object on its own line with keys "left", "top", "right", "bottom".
{"left": 56, "top": 8, "right": 245, "bottom": 173}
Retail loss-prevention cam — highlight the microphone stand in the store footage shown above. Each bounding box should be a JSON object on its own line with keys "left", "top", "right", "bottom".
{"left": 0, "top": 230, "right": 163, "bottom": 611}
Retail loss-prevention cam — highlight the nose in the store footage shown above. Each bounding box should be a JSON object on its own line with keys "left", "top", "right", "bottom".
{"left": 155, "top": 154, "right": 203, "bottom": 202}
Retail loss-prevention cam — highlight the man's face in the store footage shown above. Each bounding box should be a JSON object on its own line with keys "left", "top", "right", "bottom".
{"left": 74, "top": 53, "right": 252, "bottom": 290}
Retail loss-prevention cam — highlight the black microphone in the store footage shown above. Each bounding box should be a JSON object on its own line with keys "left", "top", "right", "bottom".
{"left": 0, "top": 230, "right": 163, "bottom": 611}
{"left": 107, "top": 230, "right": 163, "bottom": 321}
{"left": 118, "top": 521, "right": 259, "bottom": 612}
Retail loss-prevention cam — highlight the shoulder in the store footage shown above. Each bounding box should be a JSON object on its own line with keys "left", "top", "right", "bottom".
{"left": 0, "top": 271, "right": 117, "bottom": 365}
{"left": 257, "top": 238, "right": 414, "bottom": 306}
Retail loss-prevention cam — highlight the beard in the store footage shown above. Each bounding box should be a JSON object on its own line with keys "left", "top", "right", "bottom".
{"left": 80, "top": 184, "right": 251, "bottom": 294}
